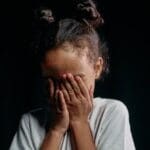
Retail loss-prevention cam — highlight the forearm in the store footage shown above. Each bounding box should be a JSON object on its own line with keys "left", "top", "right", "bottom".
{"left": 40, "top": 129, "right": 64, "bottom": 150}
{"left": 70, "top": 121, "right": 96, "bottom": 150}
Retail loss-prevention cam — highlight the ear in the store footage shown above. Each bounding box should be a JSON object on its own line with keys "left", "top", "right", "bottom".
{"left": 94, "top": 57, "right": 103, "bottom": 79}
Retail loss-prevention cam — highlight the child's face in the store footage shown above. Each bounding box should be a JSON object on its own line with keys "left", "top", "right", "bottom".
{"left": 41, "top": 45, "right": 103, "bottom": 96}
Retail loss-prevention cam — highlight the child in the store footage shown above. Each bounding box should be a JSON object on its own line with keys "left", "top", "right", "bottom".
{"left": 9, "top": 1, "right": 136, "bottom": 150}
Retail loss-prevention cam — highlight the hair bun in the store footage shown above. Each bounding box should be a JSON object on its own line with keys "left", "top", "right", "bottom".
{"left": 34, "top": 7, "right": 55, "bottom": 27}
{"left": 39, "top": 9, "right": 54, "bottom": 23}
{"left": 74, "top": 0, "right": 104, "bottom": 28}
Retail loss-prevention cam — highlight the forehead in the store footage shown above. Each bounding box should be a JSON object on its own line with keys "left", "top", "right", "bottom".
{"left": 42, "top": 49, "right": 91, "bottom": 78}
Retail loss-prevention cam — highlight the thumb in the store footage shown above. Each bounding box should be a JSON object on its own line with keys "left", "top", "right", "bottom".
{"left": 89, "top": 85, "right": 94, "bottom": 107}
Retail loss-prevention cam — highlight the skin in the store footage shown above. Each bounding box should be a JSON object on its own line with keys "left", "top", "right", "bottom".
{"left": 40, "top": 44, "right": 103, "bottom": 150}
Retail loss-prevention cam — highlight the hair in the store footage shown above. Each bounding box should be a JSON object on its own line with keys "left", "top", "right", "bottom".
{"left": 31, "top": 0, "right": 109, "bottom": 79}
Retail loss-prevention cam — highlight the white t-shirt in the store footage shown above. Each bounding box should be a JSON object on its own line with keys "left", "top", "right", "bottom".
{"left": 9, "top": 97, "right": 136, "bottom": 150}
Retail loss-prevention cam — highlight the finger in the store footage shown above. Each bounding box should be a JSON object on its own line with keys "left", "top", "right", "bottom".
{"left": 58, "top": 90, "right": 67, "bottom": 111}
{"left": 75, "top": 76, "right": 90, "bottom": 100}
{"left": 55, "top": 90, "right": 62, "bottom": 113}
{"left": 89, "top": 85, "right": 94, "bottom": 106}
{"left": 60, "top": 83, "right": 70, "bottom": 103}
{"left": 48, "top": 78, "right": 54, "bottom": 98}
{"left": 54, "top": 81, "right": 60, "bottom": 98}
{"left": 54, "top": 88, "right": 59, "bottom": 106}
{"left": 54, "top": 90, "right": 60, "bottom": 112}
{"left": 62, "top": 75, "right": 76, "bottom": 100}
{"left": 67, "top": 73, "right": 82, "bottom": 97}
{"left": 89, "top": 85, "right": 94, "bottom": 100}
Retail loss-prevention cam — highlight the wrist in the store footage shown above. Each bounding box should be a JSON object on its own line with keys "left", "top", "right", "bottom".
{"left": 69, "top": 119, "right": 89, "bottom": 128}
{"left": 50, "top": 127, "right": 66, "bottom": 136}
{"left": 40, "top": 127, "right": 65, "bottom": 150}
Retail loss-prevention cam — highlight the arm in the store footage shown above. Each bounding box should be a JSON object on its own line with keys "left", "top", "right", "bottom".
{"left": 61, "top": 73, "right": 96, "bottom": 150}
{"left": 9, "top": 88, "right": 69, "bottom": 150}
{"left": 70, "top": 121, "right": 96, "bottom": 150}
{"left": 40, "top": 129, "right": 64, "bottom": 150}
{"left": 40, "top": 79, "right": 69, "bottom": 150}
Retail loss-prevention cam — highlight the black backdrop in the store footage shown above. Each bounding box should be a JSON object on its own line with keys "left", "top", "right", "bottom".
{"left": 0, "top": 0, "right": 150, "bottom": 149}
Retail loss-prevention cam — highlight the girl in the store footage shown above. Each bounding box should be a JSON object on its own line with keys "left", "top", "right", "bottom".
{"left": 9, "top": 1, "right": 136, "bottom": 150}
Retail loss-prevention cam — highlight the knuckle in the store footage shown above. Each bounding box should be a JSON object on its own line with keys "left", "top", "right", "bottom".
{"left": 74, "top": 87, "right": 79, "bottom": 93}
{"left": 61, "top": 88, "right": 66, "bottom": 94}
{"left": 75, "top": 100, "right": 81, "bottom": 105}
{"left": 68, "top": 89, "right": 74, "bottom": 95}
{"left": 81, "top": 96, "right": 86, "bottom": 101}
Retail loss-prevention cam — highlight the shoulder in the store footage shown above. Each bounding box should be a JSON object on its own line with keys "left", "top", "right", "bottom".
{"left": 22, "top": 107, "right": 48, "bottom": 118}
{"left": 90, "top": 97, "right": 130, "bottom": 132}
{"left": 20, "top": 107, "right": 50, "bottom": 128}
{"left": 93, "top": 97, "right": 129, "bottom": 118}
{"left": 92, "top": 98, "right": 135, "bottom": 150}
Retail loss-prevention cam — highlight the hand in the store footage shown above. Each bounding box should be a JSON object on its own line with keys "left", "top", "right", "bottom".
{"left": 60, "top": 73, "right": 93, "bottom": 125}
{"left": 48, "top": 79, "right": 69, "bottom": 134}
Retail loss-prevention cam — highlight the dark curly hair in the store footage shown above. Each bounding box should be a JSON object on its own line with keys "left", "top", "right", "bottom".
{"left": 31, "top": 0, "right": 109, "bottom": 79}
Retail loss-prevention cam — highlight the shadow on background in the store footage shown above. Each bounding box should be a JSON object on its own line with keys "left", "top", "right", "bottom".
{"left": 0, "top": 0, "right": 149, "bottom": 149}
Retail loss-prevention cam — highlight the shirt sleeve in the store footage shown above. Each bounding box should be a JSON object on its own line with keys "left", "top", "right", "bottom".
{"left": 96, "top": 100, "right": 136, "bottom": 150}
{"left": 9, "top": 114, "right": 34, "bottom": 150}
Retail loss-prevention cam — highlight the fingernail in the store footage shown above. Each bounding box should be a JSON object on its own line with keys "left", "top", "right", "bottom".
{"left": 63, "top": 74, "right": 66, "bottom": 79}
{"left": 68, "top": 73, "right": 72, "bottom": 78}
{"left": 75, "top": 76, "right": 80, "bottom": 81}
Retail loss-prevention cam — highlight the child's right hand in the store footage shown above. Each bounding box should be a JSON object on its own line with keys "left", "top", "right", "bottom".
{"left": 48, "top": 79, "right": 69, "bottom": 135}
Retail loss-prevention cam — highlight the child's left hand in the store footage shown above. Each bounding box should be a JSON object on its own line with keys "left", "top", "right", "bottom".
{"left": 60, "top": 73, "right": 93, "bottom": 125}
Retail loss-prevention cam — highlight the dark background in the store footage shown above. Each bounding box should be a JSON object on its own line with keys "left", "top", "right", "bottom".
{"left": 0, "top": 0, "right": 149, "bottom": 149}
